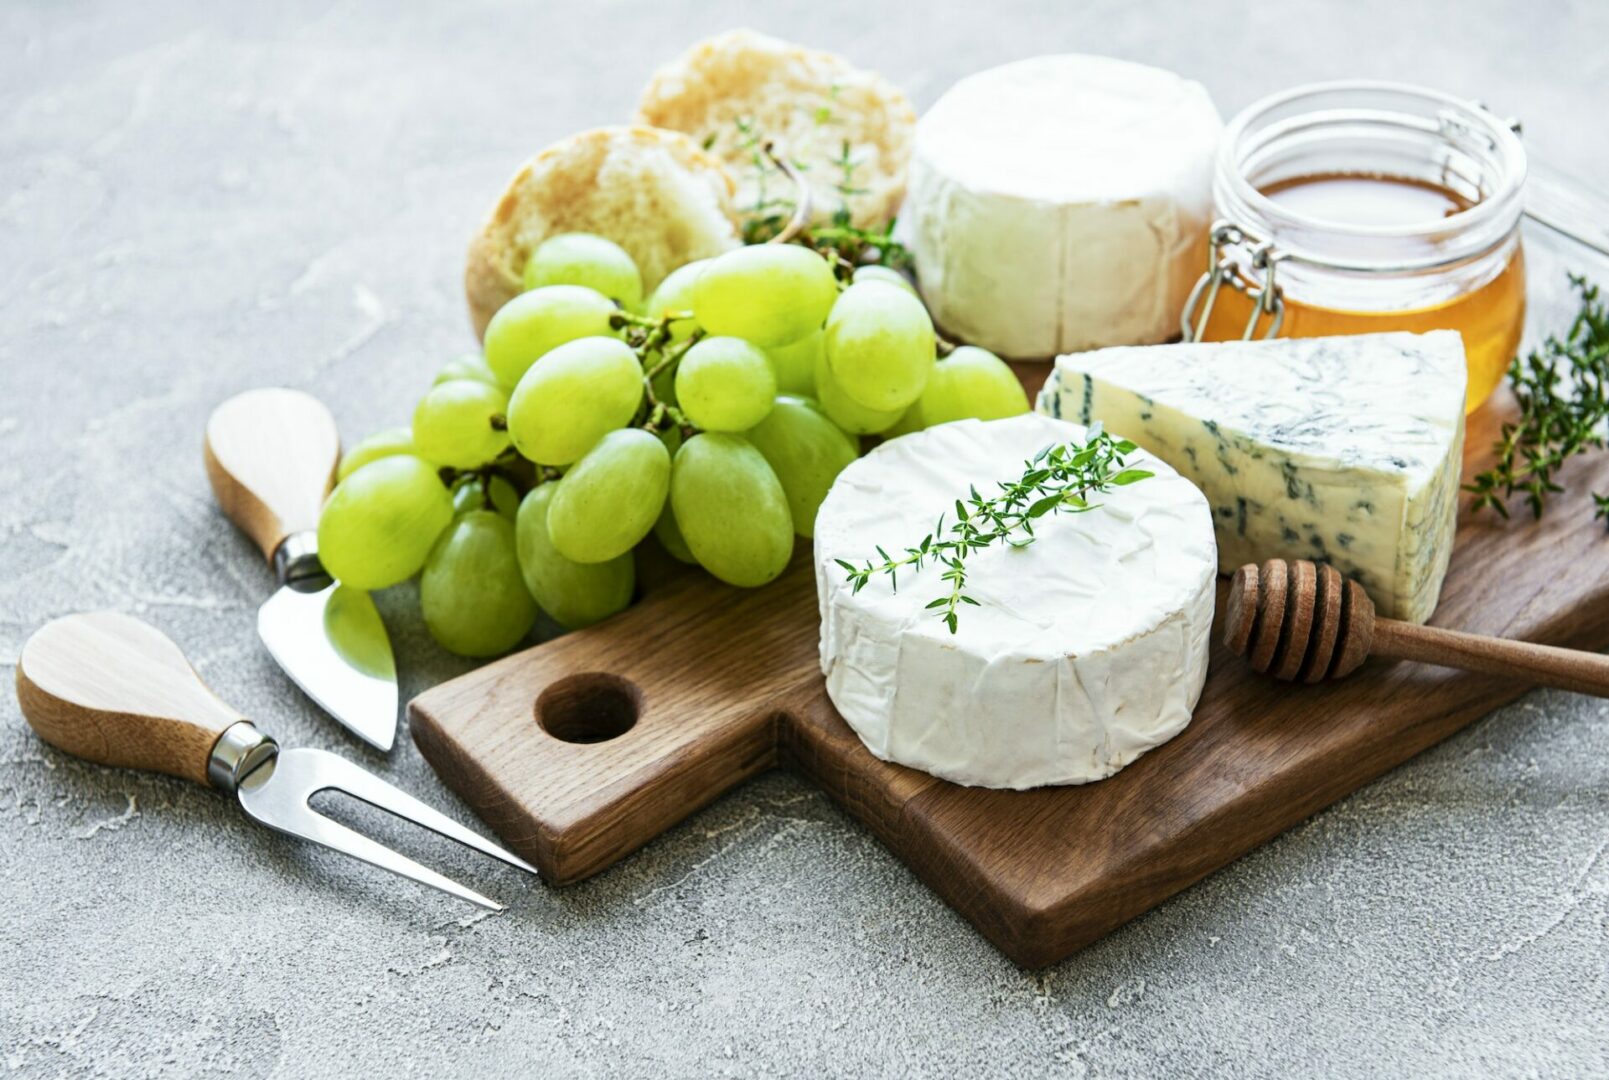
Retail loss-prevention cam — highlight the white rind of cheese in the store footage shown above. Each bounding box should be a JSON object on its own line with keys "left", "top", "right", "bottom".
{"left": 900, "top": 55, "right": 1222, "bottom": 359}
{"left": 1038, "top": 331, "right": 1468, "bottom": 624}
{"left": 813, "top": 414, "right": 1217, "bottom": 790}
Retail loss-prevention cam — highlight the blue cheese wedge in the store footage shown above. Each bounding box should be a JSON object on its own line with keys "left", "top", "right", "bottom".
{"left": 814, "top": 414, "right": 1217, "bottom": 790}
{"left": 1037, "top": 331, "right": 1467, "bottom": 623}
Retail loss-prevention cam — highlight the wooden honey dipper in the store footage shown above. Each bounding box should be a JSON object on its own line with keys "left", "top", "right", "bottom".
{"left": 1223, "top": 559, "right": 1609, "bottom": 697}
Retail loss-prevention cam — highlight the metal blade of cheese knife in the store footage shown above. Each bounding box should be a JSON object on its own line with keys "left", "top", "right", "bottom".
{"left": 203, "top": 392, "right": 397, "bottom": 749}
{"left": 235, "top": 746, "right": 539, "bottom": 910}
{"left": 258, "top": 576, "right": 398, "bottom": 752}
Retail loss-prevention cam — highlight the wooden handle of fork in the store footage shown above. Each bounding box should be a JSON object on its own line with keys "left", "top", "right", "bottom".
{"left": 1372, "top": 619, "right": 1609, "bottom": 697}
{"left": 14, "top": 612, "right": 246, "bottom": 785}
{"left": 204, "top": 388, "right": 340, "bottom": 562}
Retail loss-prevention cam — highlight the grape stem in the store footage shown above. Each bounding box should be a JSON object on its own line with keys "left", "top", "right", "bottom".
{"left": 440, "top": 456, "right": 520, "bottom": 510}
{"left": 641, "top": 328, "right": 705, "bottom": 384}
{"left": 611, "top": 311, "right": 664, "bottom": 330}
{"left": 630, "top": 320, "right": 705, "bottom": 438}
{"left": 614, "top": 309, "right": 695, "bottom": 359}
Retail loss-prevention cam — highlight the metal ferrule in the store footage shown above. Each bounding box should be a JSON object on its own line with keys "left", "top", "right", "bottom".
{"left": 207, "top": 721, "right": 279, "bottom": 793}
{"left": 272, "top": 531, "right": 328, "bottom": 592}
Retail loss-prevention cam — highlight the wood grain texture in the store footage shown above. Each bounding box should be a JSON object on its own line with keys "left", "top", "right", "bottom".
{"left": 1372, "top": 618, "right": 1609, "bottom": 695}
{"left": 412, "top": 567, "right": 814, "bottom": 882}
{"left": 15, "top": 612, "right": 245, "bottom": 786}
{"left": 204, "top": 387, "right": 340, "bottom": 562}
{"left": 409, "top": 392, "right": 1609, "bottom": 968}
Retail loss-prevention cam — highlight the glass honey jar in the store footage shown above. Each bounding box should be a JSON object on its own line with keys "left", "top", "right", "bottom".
{"left": 1184, "top": 82, "right": 1528, "bottom": 413}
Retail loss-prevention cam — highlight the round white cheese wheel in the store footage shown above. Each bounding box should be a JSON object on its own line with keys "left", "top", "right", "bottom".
{"left": 814, "top": 414, "right": 1216, "bottom": 789}
{"left": 901, "top": 55, "right": 1222, "bottom": 359}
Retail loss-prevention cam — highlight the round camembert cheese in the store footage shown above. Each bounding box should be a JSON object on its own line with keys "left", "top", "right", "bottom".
{"left": 814, "top": 414, "right": 1217, "bottom": 790}
{"left": 900, "top": 55, "right": 1222, "bottom": 359}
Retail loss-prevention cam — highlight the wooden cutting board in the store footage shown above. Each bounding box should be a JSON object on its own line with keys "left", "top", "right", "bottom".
{"left": 410, "top": 385, "right": 1609, "bottom": 968}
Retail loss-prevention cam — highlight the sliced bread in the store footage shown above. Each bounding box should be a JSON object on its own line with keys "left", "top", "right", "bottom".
{"left": 464, "top": 125, "right": 742, "bottom": 338}
{"left": 636, "top": 30, "right": 915, "bottom": 233}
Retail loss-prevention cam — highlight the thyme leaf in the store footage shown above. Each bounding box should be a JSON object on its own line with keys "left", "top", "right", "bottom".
{"left": 836, "top": 429, "right": 1153, "bottom": 634}
{"left": 724, "top": 118, "right": 913, "bottom": 275}
{"left": 1466, "top": 274, "right": 1609, "bottom": 525}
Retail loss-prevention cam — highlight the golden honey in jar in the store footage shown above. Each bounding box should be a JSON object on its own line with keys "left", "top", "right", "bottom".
{"left": 1195, "top": 83, "right": 1529, "bottom": 413}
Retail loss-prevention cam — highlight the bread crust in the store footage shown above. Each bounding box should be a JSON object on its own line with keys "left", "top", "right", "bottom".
{"left": 464, "top": 126, "right": 741, "bottom": 339}
{"left": 636, "top": 29, "right": 915, "bottom": 232}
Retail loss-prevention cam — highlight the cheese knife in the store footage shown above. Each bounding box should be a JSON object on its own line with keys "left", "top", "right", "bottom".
{"left": 204, "top": 388, "right": 399, "bottom": 751}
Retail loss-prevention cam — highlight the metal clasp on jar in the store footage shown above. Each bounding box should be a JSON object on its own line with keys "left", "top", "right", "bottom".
{"left": 1180, "top": 221, "right": 1289, "bottom": 343}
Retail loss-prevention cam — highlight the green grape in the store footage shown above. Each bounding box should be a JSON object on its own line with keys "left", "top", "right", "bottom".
{"left": 546, "top": 428, "right": 670, "bottom": 563}
{"left": 483, "top": 285, "right": 617, "bottom": 386}
{"left": 522, "top": 233, "right": 643, "bottom": 310}
{"left": 433, "top": 353, "right": 501, "bottom": 387}
{"left": 337, "top": 427, "right": 414, "bottom": 481}
{"left": 908, "top": 345, "right": 1031, "bottom": 429}
{"left": 506, "top": 336, "right": 643, "bottom": 465}
{"left": 851, "top": 265, "right": 917, "bottom": 294}
{"left": 670, "top": 433, "right": 794, "bottom": 587}
{"left": 450, "top": 472, "right": 520, "bottom": 521}
{"left": 642, "top": 259, "right": 709, "bottom": 341}
{"left": 824, "top": 280, "right": 936, "bottom": 412}
{"left": 652, "top": 498, "right": 697, "bottom": 563}
{"left": 419, "top": 510, "right": 536, "bottom": 657}
{"left": 516, "top": 483, "right": 635, "bottom": 629}
{"left": 411, "top": 379, "right": 511, "bottom": 468}
{"left": 765, "top": 328, "right": 820, "bottom": 396}
{"left": 812, "top": 347, "right": 904, "bottom": 434}
{"left": 742, "top": 395, "right": 858, "bottom": 538}
{"left": 317, "top": 455, "right": 452, "bottom": 590}
{"left": 674, "top": 337, "right": 776, "bottom": 432}
{"left": 693, "top": 245, "right": 838, "bottom": 347}
{"left": 322, "top": 585, "right": 393, "bottom": 680}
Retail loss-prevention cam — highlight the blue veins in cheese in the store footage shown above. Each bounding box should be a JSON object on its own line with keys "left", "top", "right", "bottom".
{"left": 1036, "top": 331, "right": 1468, "bottom": 624}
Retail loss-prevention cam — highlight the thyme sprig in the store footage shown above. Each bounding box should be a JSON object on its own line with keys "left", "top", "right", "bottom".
{"left": 721, "top": 115, "right": 913, "bottom": 278}
{"left": 1466, "top": 274, "right": 1609, "bottom": 525}
{"left": 835, "top": 430, "right": 1154, "bottom": 634}
{"left": 794, "top": 214, "right": 914, "bottom": 281}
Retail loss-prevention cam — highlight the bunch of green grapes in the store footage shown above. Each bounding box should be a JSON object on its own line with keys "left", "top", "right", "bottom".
{"left": 316, "top": 232, "right": 1028, "bottom": 658}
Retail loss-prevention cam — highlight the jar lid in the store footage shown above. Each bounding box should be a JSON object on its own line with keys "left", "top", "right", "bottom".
{"left": 1215, "top": 80, "right": 1527, "bottom": 274}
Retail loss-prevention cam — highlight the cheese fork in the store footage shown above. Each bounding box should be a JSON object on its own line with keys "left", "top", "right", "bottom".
{"left": 14, "top": 611, "right": 537, "bottom": 909}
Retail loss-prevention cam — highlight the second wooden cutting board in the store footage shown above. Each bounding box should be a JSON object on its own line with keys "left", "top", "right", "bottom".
{"left": 409, "top": 400, "right": 1609, "bottom": 969}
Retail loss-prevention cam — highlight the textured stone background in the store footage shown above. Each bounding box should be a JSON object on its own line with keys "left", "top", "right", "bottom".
{"left": 3, "top": 1, "right": 1608, "bottom": 1076}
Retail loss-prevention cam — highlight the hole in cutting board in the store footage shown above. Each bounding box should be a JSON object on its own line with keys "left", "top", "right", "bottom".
{"left": 537, "top": 673, "right": 641, "bottom": 743}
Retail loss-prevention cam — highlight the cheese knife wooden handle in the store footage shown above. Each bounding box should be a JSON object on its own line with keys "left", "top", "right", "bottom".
{"left": 14, "top": 611, "right": 247, "bottom": 786}
{"left": 15, "top": 612, "right": 538, "bottom": 907}
{"left": 204, "top": 388, "right": 341, "bottom": 563}
{"left": 1225, "top": 559, "right": 1609, "bottom": 697}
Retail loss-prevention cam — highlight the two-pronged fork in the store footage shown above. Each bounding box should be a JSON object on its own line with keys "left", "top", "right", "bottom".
{"left": 14, "top": 611, "right": 537, "bottom": 909}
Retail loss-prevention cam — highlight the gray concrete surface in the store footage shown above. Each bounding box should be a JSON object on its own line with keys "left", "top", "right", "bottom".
{"left": 3, "top": 1, "right": 1608, "bottom": 1075}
